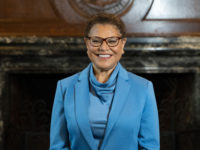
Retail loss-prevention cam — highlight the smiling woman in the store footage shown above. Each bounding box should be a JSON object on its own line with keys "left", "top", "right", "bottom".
{"left": 84, "top": 23, "right": 126, "bottom": 83}
{"left": 49, "top": 13, "right": 160, "bottom": 150}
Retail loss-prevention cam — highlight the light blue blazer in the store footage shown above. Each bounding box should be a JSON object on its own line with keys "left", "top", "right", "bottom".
{"left": 50, "top": 63, "right": 160, "bottom": 150}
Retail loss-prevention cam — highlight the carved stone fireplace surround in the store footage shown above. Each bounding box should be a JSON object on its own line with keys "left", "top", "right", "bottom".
{"left": 0, "top": 36, "right": 200, "bottom": 150}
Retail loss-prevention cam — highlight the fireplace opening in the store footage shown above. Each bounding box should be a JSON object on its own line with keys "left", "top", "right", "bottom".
{"left": 3, "top": 73, "right": 195, "bottom": 150}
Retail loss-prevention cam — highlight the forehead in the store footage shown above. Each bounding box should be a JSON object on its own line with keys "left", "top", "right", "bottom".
{"left": 88, "top": 23, "right": 121, "bottom": 37}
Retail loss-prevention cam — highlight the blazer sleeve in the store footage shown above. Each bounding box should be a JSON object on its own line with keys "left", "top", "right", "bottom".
{"left": 138, "top": 81, "right": 160, "bottom": 150}
{"left": 49, "top": 81, "right": 70, "bottom": 150}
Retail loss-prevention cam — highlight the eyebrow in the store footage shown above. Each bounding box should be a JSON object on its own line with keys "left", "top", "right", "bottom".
{"left": 88, "top": 36, "right": 122, "bottom": 38}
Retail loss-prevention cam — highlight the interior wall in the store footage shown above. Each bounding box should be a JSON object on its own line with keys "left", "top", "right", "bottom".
{"left": 1, "top": 0, "right": 200, "bottom": 36}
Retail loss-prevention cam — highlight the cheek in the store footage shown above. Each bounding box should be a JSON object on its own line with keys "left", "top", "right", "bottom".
{"left": 87, "top": 48, "right": 95, "bottom": 55}
{"left": 87, "top": 46, "right": 100, "bottom": 57}
{"left": 86, "top": 43, "right": 94, "bottom": 52}
{"left": 87, "top": 48, "right": 97, "bottom": 60}
{"left": 113, "top": 47, "right": 124, "bottom": 55}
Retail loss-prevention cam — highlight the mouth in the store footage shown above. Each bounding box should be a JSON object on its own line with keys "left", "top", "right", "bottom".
{"left": 97, "top": 54, "right": 112, "bottom": 59}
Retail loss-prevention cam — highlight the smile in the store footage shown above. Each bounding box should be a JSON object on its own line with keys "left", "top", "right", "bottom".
{"left": 98, "top": 54, "right": 111, "bottom": 58}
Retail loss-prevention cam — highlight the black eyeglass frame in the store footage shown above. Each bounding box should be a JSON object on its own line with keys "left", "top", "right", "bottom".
{"left": 86, "top": 36, "right": 123, "bottom": 47}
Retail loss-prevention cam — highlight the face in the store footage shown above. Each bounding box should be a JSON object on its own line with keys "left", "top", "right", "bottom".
{"left": 85, "top": 23, "right": 126, "bottom": 72}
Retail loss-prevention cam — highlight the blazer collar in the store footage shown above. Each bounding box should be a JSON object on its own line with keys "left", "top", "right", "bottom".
{"left": 117, "top": 63, "right": 129, "bottom": 81}
{"left": 75, "top": 63, "right": 97, "bottom": 150}
{"left": 75, "top": 63, "right": 130, "bottom": 150}
{"left": 78, "top": 63, "right": 91, "bottom": 81}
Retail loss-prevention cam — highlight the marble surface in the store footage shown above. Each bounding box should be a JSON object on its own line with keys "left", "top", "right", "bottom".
{"left": 0, "top": 36, "right": 200, "bottom": 56}
{"left": 0, "top": 36, "right": 200, "bottom": 73}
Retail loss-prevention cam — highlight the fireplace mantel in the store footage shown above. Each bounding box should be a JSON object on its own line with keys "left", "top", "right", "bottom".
{"left": 0, "top": 36, "right": 200, "bottom": 73}
{"left": 0, "top": 36, "right": 200, "bottom": 150}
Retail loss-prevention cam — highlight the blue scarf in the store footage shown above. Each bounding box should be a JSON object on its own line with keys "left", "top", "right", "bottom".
{"left": 89, "top": 63, "right": 119, "bottom": 103}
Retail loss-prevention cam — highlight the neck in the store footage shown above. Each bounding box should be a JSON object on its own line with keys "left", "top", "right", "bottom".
{"left": 92, "top": 65, "right": 116, "bottom": 83}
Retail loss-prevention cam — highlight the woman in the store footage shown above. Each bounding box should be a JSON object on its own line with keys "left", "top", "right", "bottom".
{"left": 50, "top": 13, "right": 160, "bottom": 150}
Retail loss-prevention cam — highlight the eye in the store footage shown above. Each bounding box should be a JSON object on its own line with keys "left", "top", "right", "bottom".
{"left": 91, "top": 37, "right": 101, "bottom": 43}
{"left": 107, "top": 37, "right": 118, "bottom": 44}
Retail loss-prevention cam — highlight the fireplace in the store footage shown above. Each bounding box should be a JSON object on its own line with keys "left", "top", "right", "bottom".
{"left": 0, "top": 36, "right": 200, "bottom": 150}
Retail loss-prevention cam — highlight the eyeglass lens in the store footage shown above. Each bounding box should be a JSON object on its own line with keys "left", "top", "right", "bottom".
{"left": 90, "top": 37, "right": 120, "bottom": 47}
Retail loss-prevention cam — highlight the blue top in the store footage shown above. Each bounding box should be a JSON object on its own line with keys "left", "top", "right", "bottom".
{"left": 88, "top": 63, "right": 120, "bottom": 148}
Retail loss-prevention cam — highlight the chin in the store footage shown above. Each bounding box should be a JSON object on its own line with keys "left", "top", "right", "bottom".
{"left": 94, "top": 63, "right": 117, "bottom": 71}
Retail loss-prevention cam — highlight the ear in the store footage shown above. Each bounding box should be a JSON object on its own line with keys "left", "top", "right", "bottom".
{"left": 84, "top": 37, "right": 88, "bottom": 43}
{"left": 84, "top": 37, "right": 90, "bottom": 49}
{"left": 122, "top": 49, "right": 125, "bottom": 55}
{"left": 122, "top": 38, "right": 127, "bottom": 46}
{"left": 122, "top": 38, "right": 126, "bottom": 55}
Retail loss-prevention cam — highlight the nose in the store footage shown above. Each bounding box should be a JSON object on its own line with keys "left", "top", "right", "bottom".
{"left": 99, "top": 40, "right": 109, "bottom": 51}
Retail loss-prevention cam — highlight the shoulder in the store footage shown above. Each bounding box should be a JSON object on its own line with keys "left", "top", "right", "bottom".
{"left": 126, "top": 72, "right": 157, "bottom": 110}
{"left": 118, "top": 63, "right": 152, "bottom": 89}
{"left": 126, "top": 72, "right": 156, "bottom": 107}
{"left": 58, "top": 72, "right": 80, "bottom": 90}
{"left": 57, "top": 63, "right": 91, "bottom": 91}
{"left": 127, "top": 71, "right": 152, "bottom": 89}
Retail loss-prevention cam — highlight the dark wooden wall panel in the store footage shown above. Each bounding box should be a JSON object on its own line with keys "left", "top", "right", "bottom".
{"left": 0, "top": 0, "right": 57, "bottom": 19}
{"left": 1, "top": 0, "right": 200, "bottom": 36}
{"left": 146, "top": 0, "right": 200, "bottom": 19}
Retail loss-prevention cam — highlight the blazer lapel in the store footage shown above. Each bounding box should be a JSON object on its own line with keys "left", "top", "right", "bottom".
{"left": 100, "top": 64, "right": 131, "bottom": 149}
{"left": 74, "top": 65, "right": 97, "bottom": 150}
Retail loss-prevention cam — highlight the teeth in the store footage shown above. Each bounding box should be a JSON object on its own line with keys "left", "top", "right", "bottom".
{"left": 99, "top": 54, "right": 111, "bottom": 58}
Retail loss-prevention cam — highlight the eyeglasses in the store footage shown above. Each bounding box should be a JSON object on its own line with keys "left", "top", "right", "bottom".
{"left": 86, "top": 36, "right": 122, "bottom": 47}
